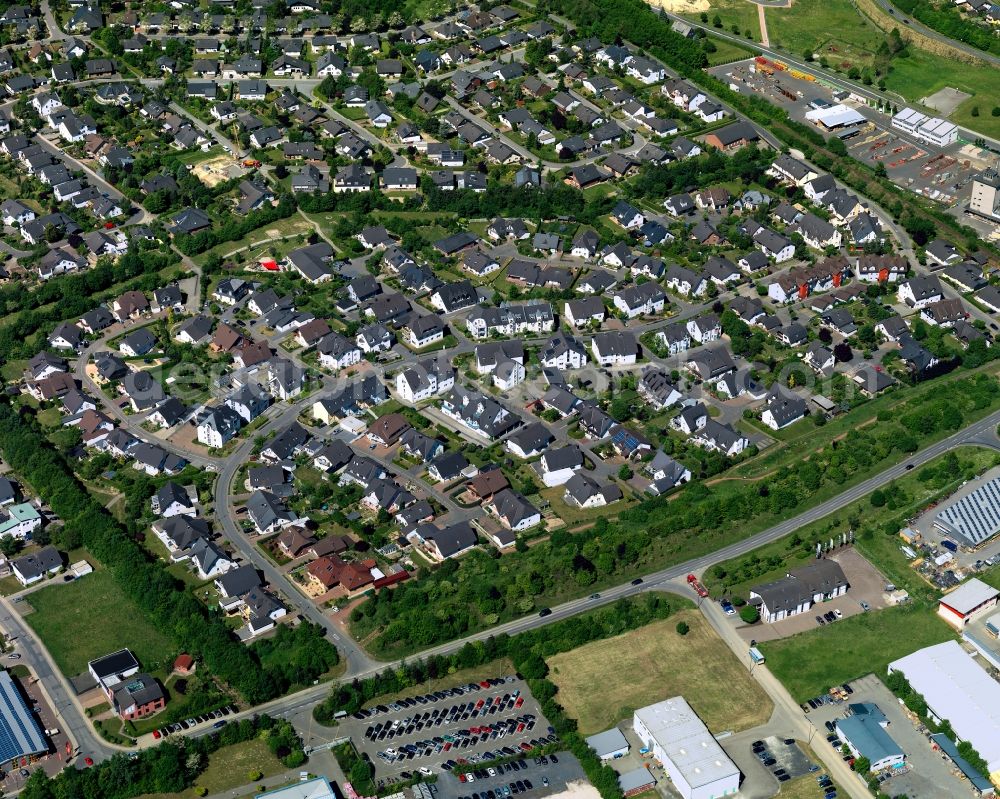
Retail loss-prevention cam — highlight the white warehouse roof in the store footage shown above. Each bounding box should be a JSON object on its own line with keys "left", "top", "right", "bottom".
{"left": 634, "top": 697, "right": 739, "bottom": 790}
{"left": 805, "top": 104, "right": 866, "bottom": 129}
{"left": 940, "top": 578, "right": 999, "bottom": 615}
{"left": 888, "top": 640, "right": 1000, "bottom": 776}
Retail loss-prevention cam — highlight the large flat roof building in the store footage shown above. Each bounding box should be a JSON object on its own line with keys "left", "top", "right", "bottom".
{"left": 257, "top": 777, "right": 337, "bottom": 799}
{"left": 633, "top": 697, "right": 740, "bottom": 799}
{"left": 888, "top": 640, "right": 1000, "bottom": 783}
{"left": 0, "top": 671, "right": 47, "bottom": 763}
{"left": 933, "top": 476, "right": 1000, "bottom": 548}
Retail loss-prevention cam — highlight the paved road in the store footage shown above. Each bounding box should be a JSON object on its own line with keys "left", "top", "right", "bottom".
{"left": 869, "top": 0, "right": 1000, "bottom": 67}
{"left": 698, "top": 597, "right": 869, "bottom": 799}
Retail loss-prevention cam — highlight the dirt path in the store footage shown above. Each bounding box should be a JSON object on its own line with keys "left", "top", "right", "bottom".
{"left": 757, "top": 3, "right": 770, "bottom": 47}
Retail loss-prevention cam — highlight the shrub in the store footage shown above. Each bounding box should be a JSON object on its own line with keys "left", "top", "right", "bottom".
{"left": 676, "top": 621, "right": 690, "bottom": 636}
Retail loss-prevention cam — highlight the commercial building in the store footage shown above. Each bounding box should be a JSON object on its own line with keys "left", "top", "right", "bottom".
{"left": 257, "top": 777, "right": 337, "bottom": 799}
{"left": 888, "top": 640, "right": 1000, "bottom": 783}
{"left": 891, "top": 108, "right": 958, "bottom": 146}
{"left": 586, "top": 727, "right": 630, "bottom": 760}
{"left": 749, "top": 559, "right": 849, "bottom": 623}
{"left": 969, "top": 167, "right": 1000, "bottom": 221}
{"left": 0, "top": 671, "right": 47, "bottom": 764}
{"left": 804, "top": 104, "right": 866, "bottom": 130}
{"left": 937, "top": 578, "right": 999, "bottom": 629}
{"left": 834, "top": 703, "right": 904, "bottom": 772}
{"left": 633, "top": 697, "right": 740, "bottom": 799}
{"left": 933, "top": 476, "right": 1000, "bottom": 547}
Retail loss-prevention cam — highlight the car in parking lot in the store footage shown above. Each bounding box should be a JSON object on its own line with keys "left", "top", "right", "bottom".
{"left": 815, "top": 615, "right": 825, "bottom": 625}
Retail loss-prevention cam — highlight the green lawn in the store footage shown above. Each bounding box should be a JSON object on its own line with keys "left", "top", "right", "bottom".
{"left": 24, "top": 570, "right": 175, "bottom": 676}
{"left": 883, "top": 48, "right": 1000, "bottom": 138}
{"left": 140, "top": 739, "right": 287, "bottom": 799}
{"left": 191, "top": 216, "right": 314, "bottom": 267}
{"left": 705, "top": 37, "right": 756, "bottom": 67}
{"left": 683, "top": 0, "right": 762, "bottom": 42}
{"left": 765, "top": 0, "right": 884, "bottom": 66}
{"left": 761, "top": 603, "right": 953, "bottom": 702}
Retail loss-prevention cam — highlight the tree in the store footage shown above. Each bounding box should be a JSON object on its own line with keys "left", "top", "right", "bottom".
{"left": 676, "top": 621, "right": 690, "bottom": 636}
{"left": 833, "top": 342, "right": 853, "bottom": 363}
{"left": 739, "top": 605, "right": 759, "bottom": 624}
{"left": 618, "top": 465, "right": 633, "bottom": 481}
{"left": 870, "top": 489, "right": 886, "bottom": 508}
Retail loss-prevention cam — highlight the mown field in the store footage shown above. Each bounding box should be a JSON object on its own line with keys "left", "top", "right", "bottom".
{"left": 547, "top": 611, "right": 772, "bottom": 734}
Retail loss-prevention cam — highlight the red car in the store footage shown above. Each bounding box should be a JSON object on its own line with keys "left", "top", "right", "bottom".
{"left": 458, "top": 774, "right": 467, "bottom": 783}
{"left": 475, "top": 699, "right": 485, "bottom": 709}
{"left": 514, "top": 697, "right": 524, "bottom": 708}
{"left": 152, "top": 730, "right": 161, "bottom": 739}
{"left": 479, "top": 681, "right": 490, "bottom": 688}
{"left": 84, "top": 757, "right": 94, "bottom": 767}
{"left": 517, "top": 723, "right": 525, "bottom": 733}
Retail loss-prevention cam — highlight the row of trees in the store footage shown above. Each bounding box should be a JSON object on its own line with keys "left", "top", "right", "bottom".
{"left": 892, "top": 0, "right": 1000, "bottom": 57}
{"left": 349, "top": 374, "right": 1000, "bottom": 655}
{"left": 20, "top": 714, "right": 303, "bottom": 799}
{"left": 0, "top": 404, "right": 338, "bottom": 703}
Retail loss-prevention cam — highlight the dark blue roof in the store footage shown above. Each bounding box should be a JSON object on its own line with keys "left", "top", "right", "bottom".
{"left": 0, "top": 672, "right": 46, "bottom": 762}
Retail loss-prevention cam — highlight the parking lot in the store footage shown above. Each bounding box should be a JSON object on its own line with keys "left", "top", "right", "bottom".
{"left": 436, "top": 753, "right": 587, "bottom": 799}
{"left": 805, "top": 674, "right": 974, "bottom": 799}
{"left": 339, "top": 677, "right": 557, "bottom": 781}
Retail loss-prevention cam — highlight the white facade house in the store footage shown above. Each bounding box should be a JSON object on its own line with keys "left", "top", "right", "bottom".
{"left": 633, "top": 699, "right": 740, "bottom": 799}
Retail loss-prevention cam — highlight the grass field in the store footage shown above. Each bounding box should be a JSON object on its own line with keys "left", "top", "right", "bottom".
{"left": 761, "top": 603, "right": 952, "bottom": 703}
{"left": 191, "top": 216, "right": 314, "bottom": 268}
{"left": 705, "top": 37, "right": 757, "bottom": 67}
{"left": 767, "top": 0, "right": 883, "bottom": 65}
{"left": 25, "top": 571, "right": 175, "bottom": 676}
{"left": 547, "top": 611, "right": 772, "bottom": 734}
{"left": 141, "top": 739, "right": 286, "bottom": 799}
{"left": 686, "top": 0, "right": 761, "bottom": 41}
{"left": 883, "top": 48, "right": 1000, "bottom": 138}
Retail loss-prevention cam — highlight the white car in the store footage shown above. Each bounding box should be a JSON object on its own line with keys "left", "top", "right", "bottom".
{"left": 833, "top": 609, "right": 843, "bottom": 619}
{"left": 419, "top": 767, "right": 433, "bottom": 777}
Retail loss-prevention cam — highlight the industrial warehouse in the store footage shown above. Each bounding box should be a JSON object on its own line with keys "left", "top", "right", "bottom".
{"left": 933, "top": 474, "right": 1000, "bottom": 548}
{"left": 0, "top": 671, "right": 47, "bottom": 764}
{"left": 888, "top": 641, "right": 1000, "bottom": 785}
{"left": 632, "top": 698, "right": 740, "bottom": 799}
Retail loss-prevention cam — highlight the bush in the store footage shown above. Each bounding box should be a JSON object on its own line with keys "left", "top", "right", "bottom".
{"left": 676, "top": 621, "right": 690, "bottom": 636}
{"left": 739, "top": 606, "right": 760, "bottom": 624}
{"left": 194, "top": 788, "right": 208, "bottom": 797}
{"left": 248, "top": 770, "right": 263, "bottom": 782}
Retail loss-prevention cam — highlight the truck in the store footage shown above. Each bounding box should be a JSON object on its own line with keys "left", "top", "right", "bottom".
{"left": 749, "top": 647, "right": 765, "bottom": 665}
{"left": 687, "top": 574, "right": 709, "bottom": 598}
